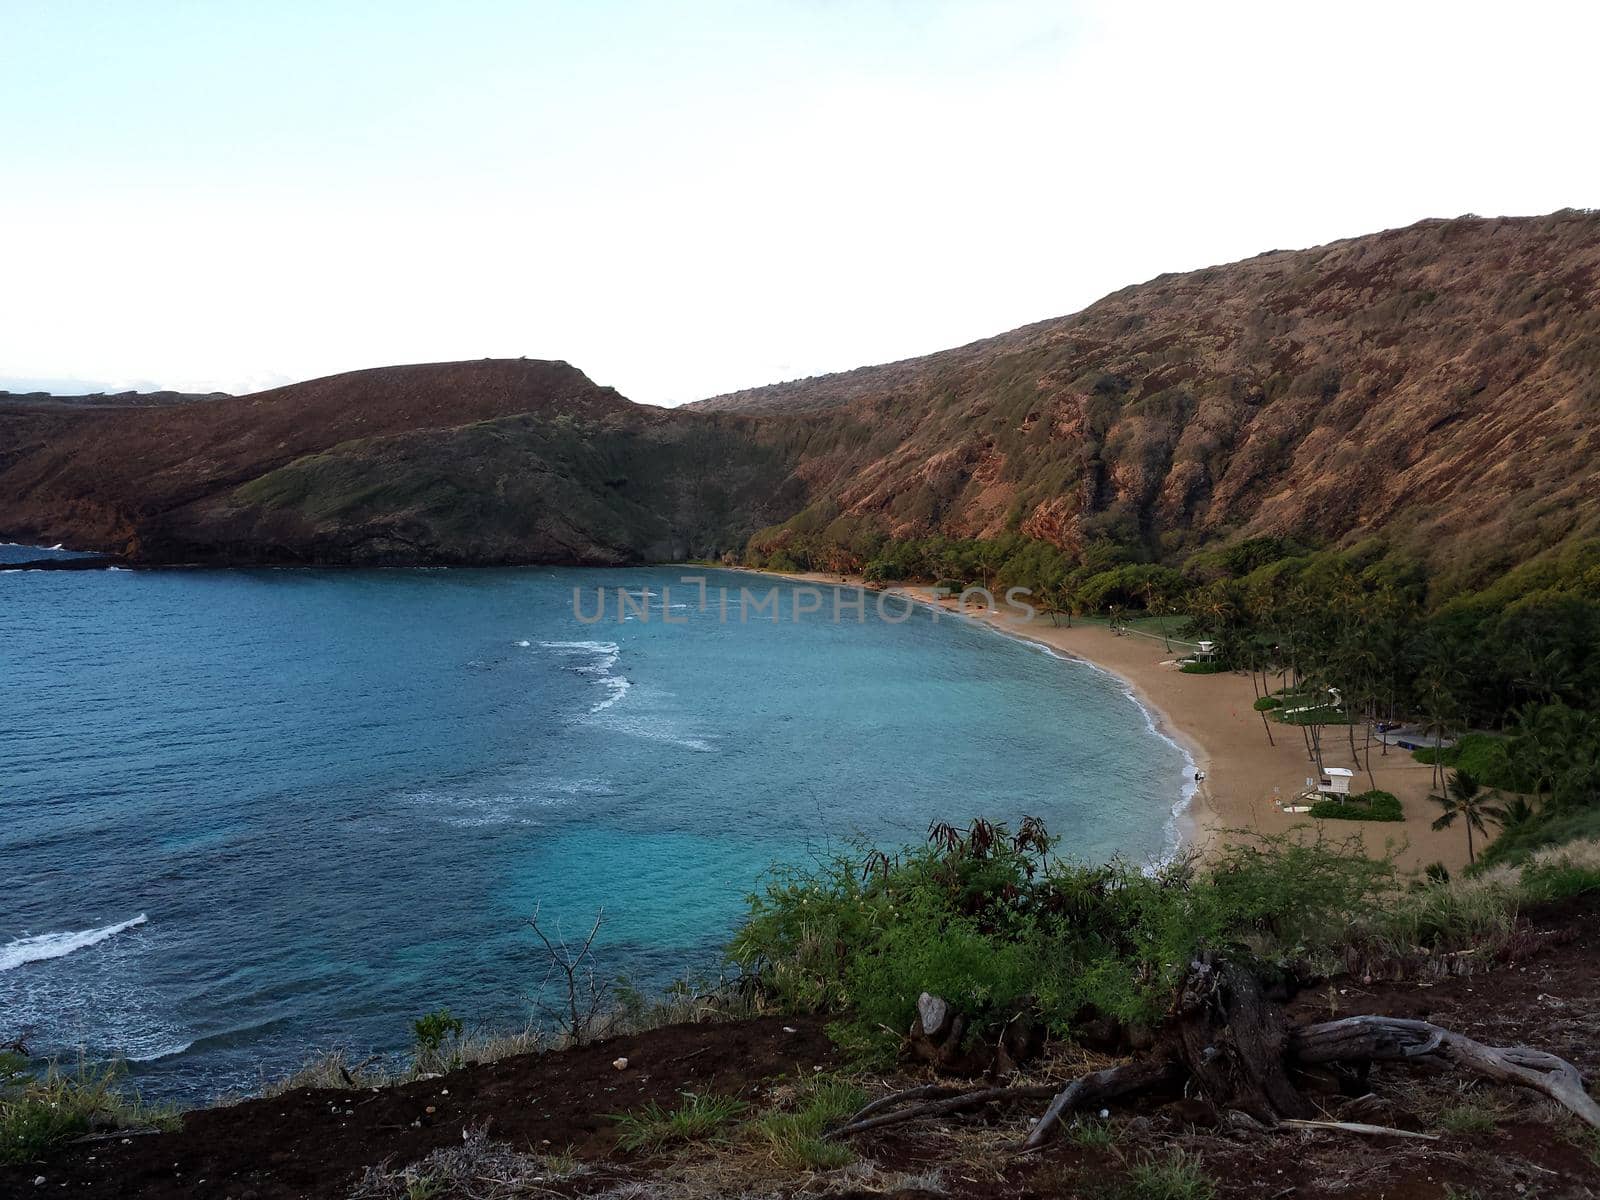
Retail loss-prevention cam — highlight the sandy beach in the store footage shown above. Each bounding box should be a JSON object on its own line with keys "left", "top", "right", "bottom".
{"left": 750, "top": 570, "right": 1469, "bottom": 874}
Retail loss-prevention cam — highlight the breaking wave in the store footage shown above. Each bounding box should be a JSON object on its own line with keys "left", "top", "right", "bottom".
{"left": 0, "top": 914, "right": 148, "bottom": 973}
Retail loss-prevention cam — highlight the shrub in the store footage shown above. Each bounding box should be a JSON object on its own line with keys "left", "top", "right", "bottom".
{"left": 1413, "top": 734, "right": 1517, "bottom": 789}
{"left": 412, "top": 1009, "right": 462, "bottom": 1052}
{"left": 1253, "top": 696, "right": 1282, "bottom": 711}
{"left": 1477, "top": 807, "right": 1600, "bottom": 869}
{"left": 1310, "top": 790, "right": 1403, "bottom": 822}
{"left": 411, "top": 1008, "right": 465, "bottom": 1074}
{"left": 729, "top": 821, "right": 1398, "bottom": 1057}
{"left": 1180, "top": 661, "right": 1224, "bottom": 674}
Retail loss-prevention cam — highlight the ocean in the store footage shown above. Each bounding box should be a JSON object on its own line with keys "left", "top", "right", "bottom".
{"left": 0, "top": 561, "right": 1189, "bottom": 1102}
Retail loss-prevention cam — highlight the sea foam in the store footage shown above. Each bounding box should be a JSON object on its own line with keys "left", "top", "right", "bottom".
{"left": 539, "top": 640, "right": 632, "bottom": 713}
{"left": 0, "top": 914, "right": 148, "bottom": 972}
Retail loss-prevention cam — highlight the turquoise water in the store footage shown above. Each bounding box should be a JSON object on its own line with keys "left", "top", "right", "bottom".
{"left": 0, "top": 565, "right": 1188, "bottom": 1101}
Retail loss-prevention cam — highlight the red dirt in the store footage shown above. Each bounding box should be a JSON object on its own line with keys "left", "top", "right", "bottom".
{"left": 6, "top": 899, "right": 1600, "bottom": 1199}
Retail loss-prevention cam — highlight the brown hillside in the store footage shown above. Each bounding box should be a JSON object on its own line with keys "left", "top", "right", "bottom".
{"left": 0, "top": 360, "right": 802, "bottom": 565}
{"left": 697, "top": 210, "right": 1600, "bottom": 580}
{"left": 3, "top": 212, "right": 1597, "bottom": 571}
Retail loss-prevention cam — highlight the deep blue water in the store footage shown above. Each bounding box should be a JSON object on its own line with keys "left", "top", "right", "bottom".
{"left": 0, "top": 563, "right": 1188, "bottom": 1102}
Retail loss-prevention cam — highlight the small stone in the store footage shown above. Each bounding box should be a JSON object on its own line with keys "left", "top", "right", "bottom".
{"left": 32, "top": 1177, "right": 45, "bottom": 1187}
{"left": 425, "top": 1105, "right": 436, "bottom": 1115}
{"left": 916, "top": 993, "right": 951, "bottom": 1039}
{"left": 612, "top": 1057, "right": 629, "bottom": 1071}
{"left": 782, "top": 1026, "right": 797, "bottom": 1034}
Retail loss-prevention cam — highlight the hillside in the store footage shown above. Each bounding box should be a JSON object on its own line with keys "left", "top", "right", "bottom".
{"left": 696, "top": 210, "right": 1600, "bottom": 584}
{"left": 2, "top": 211, "right": 1597, "bottom": 571}
{"left": 0, "top": 359, "right": 803, "bottom": 565}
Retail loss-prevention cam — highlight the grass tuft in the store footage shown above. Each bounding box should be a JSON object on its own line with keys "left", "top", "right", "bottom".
{"left": 613, "top": 1091, "right": 749, "bottom": 1154}
{"left": 0, "top": 1055, "right": 179, "bottom": 1166}
{"left": 750, "top": 1076, "right": 867, "bottom": 1172}
{"left": 1437, "top": 1101, "right": 1500, "bottom": 1135}
{"left": 1124, "top": 1149, "right": 1217, "bottom": 1200}
{"left": 1066, "top": 1117, "right": 1117, "bottom": 1149}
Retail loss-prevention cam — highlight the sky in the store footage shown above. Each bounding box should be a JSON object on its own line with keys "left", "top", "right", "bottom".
{"left": 2, "top": 0, "right": 1597, "bottom": 406}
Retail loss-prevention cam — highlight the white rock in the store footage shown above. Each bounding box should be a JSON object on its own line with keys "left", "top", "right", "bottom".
{"left": 612, "top": 1057, "right": 629, "bottom": 1070}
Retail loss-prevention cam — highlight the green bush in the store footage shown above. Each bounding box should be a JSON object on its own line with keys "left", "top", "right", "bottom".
{"left": 1179, "top": 661, "right": 1224, "bottom": 674}
{"left": 1310, "top": 791, "right": 1403, "bottom": 822}
{"left": 728, "top": 821, "right": 1396, "bottom": 1058}
{"left": 1253, "top": 696, "right": 1282, "bottom": 711}
{"left": 1413, "top": 734, "right": 1517, "bottom": 789}
{"left": 1479, "top": 806, "right": 1600, "bottom": 868}
{"left": 412, "top": 1008, "right": 463, "bottom": 1054}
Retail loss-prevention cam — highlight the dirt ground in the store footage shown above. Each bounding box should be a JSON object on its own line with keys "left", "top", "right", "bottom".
{"left": 6, "top": 900, "right": 1600, "bottom": 1200}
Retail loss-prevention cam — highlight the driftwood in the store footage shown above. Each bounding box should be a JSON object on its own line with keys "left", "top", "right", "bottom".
{"left": 832, "top": 958, "right": 1600, "bottom": 1147}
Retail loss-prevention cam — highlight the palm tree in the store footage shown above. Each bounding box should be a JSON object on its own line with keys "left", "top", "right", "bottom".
{"left": 1430, "top": 770, "right": 1507, "bottom": 866}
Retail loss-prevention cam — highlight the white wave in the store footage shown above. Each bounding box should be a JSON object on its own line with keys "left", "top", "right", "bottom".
{"left": 48, "top": 543, "right": 63, "bottom": 551}
{"left": 591, "top": 675, "right": 632, "bottom": 713}
{"left": 514, "top": 639, "right": 531, "bottom": 647}
{"left": 540, "top": 641, "right": 629, "bottom": 713}
{"left": 596, "top": 714, "right": 715, "bottom": 753}
{"left": 128, "top": 1039, "right": 193, "bottom": 1062}
{"left": 0, "top": 914, "right": 148, "bottom": 973}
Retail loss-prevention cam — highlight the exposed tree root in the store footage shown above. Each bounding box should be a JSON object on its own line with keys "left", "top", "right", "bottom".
{"left": 1021, "top": 1060, "right": 1180, "bottom": 1150}
{"left": 831, "top": 960, "right": 1600, "bottom": 1148}
{"left": 1292, "top": 1015, "right": 1600, "bottom": 1130}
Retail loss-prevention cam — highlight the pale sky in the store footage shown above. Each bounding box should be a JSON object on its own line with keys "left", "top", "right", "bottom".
{"left": 2, "top": 0, "right": 1596, "bottom": 405}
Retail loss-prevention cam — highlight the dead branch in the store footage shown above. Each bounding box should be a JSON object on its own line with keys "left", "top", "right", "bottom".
{"left": 1021, "top": 1060, "right": 1180, "bottom": 1150}
{"left": 526, "top": 905, "right": 608, "bottom": 1047}
{"left": 840, "top": 1082, "right": 975, "bottom": 1126}
{"left": 828, "top": 1082, "right": 1059, "bottom": 1140}
{"left": 1276, "top": 1118, "right": 1438, "bottom": 1140}
{"left": 1292, "top": 1015, "right": 1600, "bottom": 1130}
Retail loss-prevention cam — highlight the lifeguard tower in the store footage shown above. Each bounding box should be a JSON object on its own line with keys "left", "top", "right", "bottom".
{"left": 1310, "top": 767, "right": 1354, "bottom": 798}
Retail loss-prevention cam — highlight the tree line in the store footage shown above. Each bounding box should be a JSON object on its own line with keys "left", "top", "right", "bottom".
{"left": 745, "top": 523, "right": 1600, "bottom": 857}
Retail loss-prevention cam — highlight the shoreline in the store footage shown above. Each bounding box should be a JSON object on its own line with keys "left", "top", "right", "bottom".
{"left": 904, "top": 587, "right": 1204, "bottom": 866}
{"left": 728, "top": 568, "right": 1466, "bottom": 873}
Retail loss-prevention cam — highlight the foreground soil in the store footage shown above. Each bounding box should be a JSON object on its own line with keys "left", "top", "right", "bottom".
{"left": 7, "top": 898, "right": 1600, "bottom": 1199}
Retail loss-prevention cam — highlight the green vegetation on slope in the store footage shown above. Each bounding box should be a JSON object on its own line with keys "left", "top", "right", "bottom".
{"left": 727, "top": 817, "right": 1600, "bottom": 1063}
